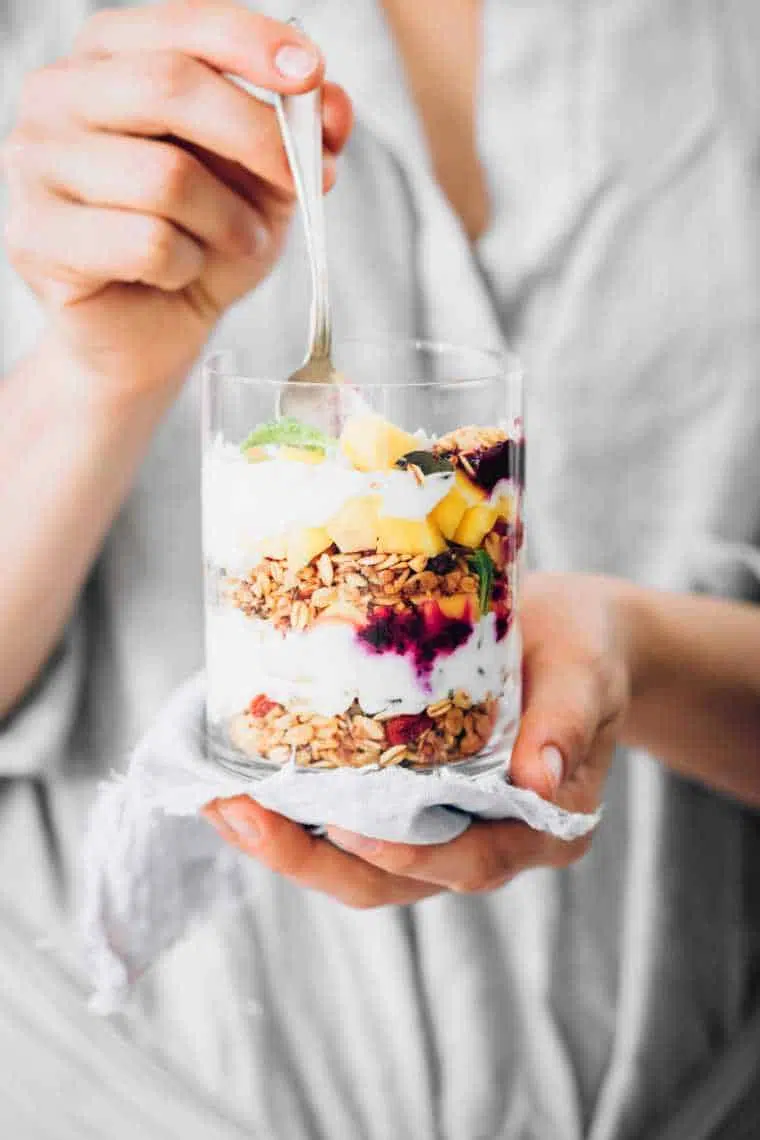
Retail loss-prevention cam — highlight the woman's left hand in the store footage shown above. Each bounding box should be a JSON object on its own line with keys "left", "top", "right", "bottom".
{"left": 203, "top": 573, "right": 631, "bottom": 907}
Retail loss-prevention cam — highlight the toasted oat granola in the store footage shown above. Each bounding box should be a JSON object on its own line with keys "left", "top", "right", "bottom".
{"left": 228, "top": 546, "right": 517, "bottom": 634}
{"left": 228, "top": 548, "right": 499, "bottom": 633}
{"left": 228, "top": 692, "right": 500, "bottom": 770}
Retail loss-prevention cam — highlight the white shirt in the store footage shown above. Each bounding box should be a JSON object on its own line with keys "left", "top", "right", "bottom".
{"left": 2, "top": 2, "right": 760, "bottom": 1137}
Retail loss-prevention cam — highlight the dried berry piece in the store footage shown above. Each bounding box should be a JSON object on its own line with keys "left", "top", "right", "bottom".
{"left": 434, "top": 426, "right": 525, "bottom": 492}
{"left": 248, "top": 694, "right": 278, "bottom": 718}
{"left": 426, "top": 550, "right": 457, "bottom": 575}
{"left": 385, "top": 712, "right": 434, "bottom": 746}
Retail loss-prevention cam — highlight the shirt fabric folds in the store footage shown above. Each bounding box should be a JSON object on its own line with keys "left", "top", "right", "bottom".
{"left": 2, "top": 2, "right": 760, "bottom": 1137}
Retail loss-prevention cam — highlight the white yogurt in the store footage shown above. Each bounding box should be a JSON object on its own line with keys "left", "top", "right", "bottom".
{"left": 202, "top": 439, "right": 453, "bottom": 574}
{"left": 205, "top": 605, "right": 515, "bottom": 721}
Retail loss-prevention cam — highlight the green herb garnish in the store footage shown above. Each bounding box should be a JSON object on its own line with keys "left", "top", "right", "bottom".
{"left": 395, "top": 449, "right": 454, "bottom": 476}
{"left": 240, "top": 417, "right": 333, "bottom": 454}
{"left": 467, "top": 548, "right": 496, "bottom": 615}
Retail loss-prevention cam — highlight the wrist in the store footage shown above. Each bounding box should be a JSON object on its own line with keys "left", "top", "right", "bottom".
{"left": 35, "top": 328, "right": 184, "bottom": 434}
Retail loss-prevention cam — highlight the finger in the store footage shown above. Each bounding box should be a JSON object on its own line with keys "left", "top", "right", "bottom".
{"left": 203, "top": 797, "right": 439, "bottom": 909}
{"left": 75, "top": 3, "right": 324, "bottom": 92}
{"left": 328, "top": 818, "right": 593, "bottom": 893}
{"left": 21, "top": 53, "right": 294, "bottom": 194}
{"left": 5, "top": 186, "right": 205, "bottom": 297}
{"left": 510, "top": 660, "right": 609, "bottom": 803}
{"left": 23, "top": 132, "right": 265, "bottom": 260}
{"left": 322, "top": 81, "right": 354, "bottom": 155}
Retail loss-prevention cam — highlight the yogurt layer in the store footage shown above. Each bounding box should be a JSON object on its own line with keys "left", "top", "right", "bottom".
{"left": 202, "top": 439, "right": 453, "bottom": 575}
{"left": 206, "top": 606, "right": 514, "bottom": 721}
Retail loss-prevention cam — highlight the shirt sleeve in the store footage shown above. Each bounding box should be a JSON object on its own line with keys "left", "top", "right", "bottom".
{"left": 686, "top": 539, "right": 760, "bottom": 605}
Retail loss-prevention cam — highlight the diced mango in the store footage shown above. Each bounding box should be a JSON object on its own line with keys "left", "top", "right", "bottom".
{"left": 286, "top": 527, "right": 333, "bottom": 573}
{"left": 326, "top": 496, "right": 380, "bottom": 553}
{"left": 376, "top": 515, "right": 447, "bottom": 556}
{"left": 454, "top": 469, "right": 488, "bottom": 506}
{"left": 279, "top": 446, "right": 326, "bottom": 465}
{"left": 494, "top": 491, "right": 516, "bottom": 522}
{"left": 340, "top": 414, "right": 419, "bottom": 471}
{"left": 430, "top": 486, "right": 468, "bottom": 540}
{"left": 438, "top": 593, "right": 478, "bottom": 621}
{"left": 453, "top": 504, "right": 500, "bottom": 548}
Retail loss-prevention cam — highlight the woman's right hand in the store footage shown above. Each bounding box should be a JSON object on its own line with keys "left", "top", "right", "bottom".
{"left": 1, "top": 3, "right": 353, "bottom": 401}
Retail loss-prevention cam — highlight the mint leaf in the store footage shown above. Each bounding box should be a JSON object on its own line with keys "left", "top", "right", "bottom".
{"left": 240, "top": 417, "right": 332, "bottom": 454}
{"left": 467, "top": 549, "right": 495, "bottom": 615}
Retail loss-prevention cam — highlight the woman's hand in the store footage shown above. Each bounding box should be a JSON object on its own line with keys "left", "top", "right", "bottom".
{"left": 203, "top": 573, "right": 632, "bottom": 908}
{"left": 1, "top": 2, "right": 353, "bottom": 400}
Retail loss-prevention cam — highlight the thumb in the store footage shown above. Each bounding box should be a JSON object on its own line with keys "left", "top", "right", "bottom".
{"left": 510, "top": 660, "right": 601, "bottom": 802}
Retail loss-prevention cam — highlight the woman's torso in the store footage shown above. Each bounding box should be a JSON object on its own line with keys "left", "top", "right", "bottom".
{"left": 2, "top": 2, "right": 760, "bottom": 1138}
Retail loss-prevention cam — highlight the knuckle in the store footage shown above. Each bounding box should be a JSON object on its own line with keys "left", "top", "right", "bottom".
{"left": 217, "top": 208, "right": 257, "bottom": 258}
{"left": 75, "top": 8, "right": 119, "bottom": 50}
{"left": 19, "top": 67, "right": 53, "bottom": 116}
{"left": 382, "top": 847, "right": 424, "bottom": 878}
{"left": 2, "top": 217, "right": 25, "bottom": 263}
{"left": 136, "top": 216, "right": 176, "bottom": 274}
{"left": 451, "top": 850, "right": 501, "bottom": 895}
{"left": 0, "top": 131, "right": 28, "bottom": 175}
{"left": 2, "top": 205, "right": 34, "bottom": 263}
{"left": 560, "top": 705, "right": 594, "bottom": 765}
{"left": 140, "top": 52, "right": 196, "bottom": 104}
{"left": 150, "top": 145, "right": 197, "bottom": 207}
{"left": 342, "top": 889, "right": 383, "bottom": 911}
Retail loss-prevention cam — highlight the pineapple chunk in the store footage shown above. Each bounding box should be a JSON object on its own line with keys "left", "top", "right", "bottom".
{"left": 326, "top": 496, "right": 380, "bottom": 552}
{"left": 454, "top": 468, "right": 488, "bottom": 506}
{"left": 376, "top": 515, "right": 446, "bottom": 556}
{"left": 438, "top": 593, "right": 478, "bottom": 621}
{"left": 340, "top": 414, "right": 419, "bottom": 471}
{"left": 453, "top": 504, "right": 500, "bottom": 548}
{"left": 286, "top": 527, "right": 332, "bottom": 573}
{"left": 279, "top": 446, "right": 325, "bottom": 465}
{"left": 430, "top": 486, "right": 468, "bottom": 540}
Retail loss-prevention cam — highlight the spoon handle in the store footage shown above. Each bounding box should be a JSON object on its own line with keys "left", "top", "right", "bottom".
{"left": 275, "top": 87, "right": 332, "bottom": 362}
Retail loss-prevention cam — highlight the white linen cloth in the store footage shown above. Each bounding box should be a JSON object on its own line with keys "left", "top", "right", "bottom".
{"left": 81, "top": 671, "right": 600, "bottom": 1014}
{"left": 3, "top": 1, "right": 760, "bottom": 1138}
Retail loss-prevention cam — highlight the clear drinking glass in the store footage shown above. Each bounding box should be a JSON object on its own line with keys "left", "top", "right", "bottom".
{"left": 202, "top": 340, "right": 524, "bottom": 778}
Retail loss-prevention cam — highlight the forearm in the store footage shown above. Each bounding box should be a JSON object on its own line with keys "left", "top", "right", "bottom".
{"left": 620, "top": 584, "right": 760, "bottom": 804}
{"left": 0, "top": 335, "right": 179, "bottom": 717}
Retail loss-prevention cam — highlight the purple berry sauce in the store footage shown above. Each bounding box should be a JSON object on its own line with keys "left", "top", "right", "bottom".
{"left": 469, "top": 439, "right": 525, "bottom": 492}
{"left": 356, "top": 604, "right": 474, "bottom": 685}
{"left": 494, "top": 609, "right": 512, "bottom": 641}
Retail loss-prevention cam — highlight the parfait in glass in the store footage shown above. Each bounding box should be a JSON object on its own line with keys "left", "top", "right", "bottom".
{"left": 203, "top": 341, "right": 524, "bottom": 777}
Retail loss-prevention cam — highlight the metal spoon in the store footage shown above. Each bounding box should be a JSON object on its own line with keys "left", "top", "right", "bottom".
{"left": 273, "top": 85, "right": 346, "bottom": 427}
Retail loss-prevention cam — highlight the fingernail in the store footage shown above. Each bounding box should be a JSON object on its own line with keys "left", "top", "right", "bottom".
{"left": 274, "top": 44, "right": 319, "bottom": 80}
{"left": 217, "top": 805, "right": 260, "bottom": 843}
{"left": 541, "top": 745, "right": 565, "bottom": 793}
{"left": 328, "top": 828, "right": 381, "bottom": 855}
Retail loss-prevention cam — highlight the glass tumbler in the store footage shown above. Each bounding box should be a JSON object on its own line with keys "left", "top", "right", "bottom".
{"left": 202, "top": 340, "right": 524, "bottom": 778}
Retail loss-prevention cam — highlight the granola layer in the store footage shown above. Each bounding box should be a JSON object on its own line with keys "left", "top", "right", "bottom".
{"left": 228, "top": 544, "right": 515, "bottom": 634}
{"left": 229, "top": 690, "right": 499, "bottom": 769}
